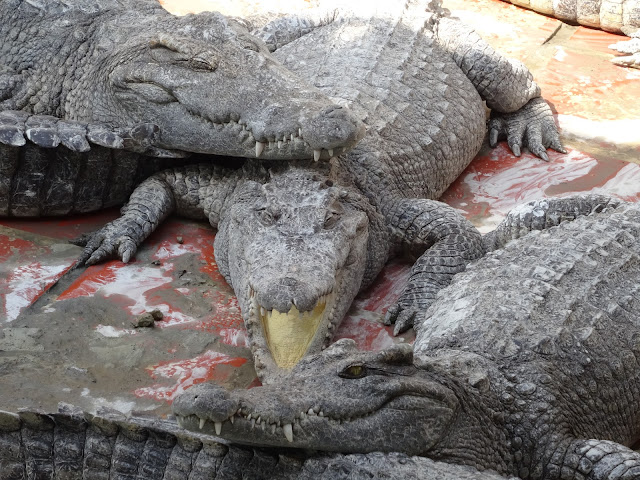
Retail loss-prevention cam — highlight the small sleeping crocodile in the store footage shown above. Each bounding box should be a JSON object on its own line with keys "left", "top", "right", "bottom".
{"left": 174, "top": 195, "right": 640, "bottom": 480}
{"left": 73, "top": 0, "right": 566, "bottom": 382}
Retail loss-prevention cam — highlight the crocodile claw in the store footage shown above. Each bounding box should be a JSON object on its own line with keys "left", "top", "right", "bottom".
{"left": 489, "top": 97, "right": 566, "bottom": 161}
{"left": 384, "top": 303, "right": 419, "bottom": 336}
{"left": 74, "top": 218, "right": 140, "bottom": 266}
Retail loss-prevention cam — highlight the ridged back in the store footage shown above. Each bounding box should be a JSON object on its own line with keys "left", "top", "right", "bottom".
{"left": 0, "top": 143, "right": 187, "bottom": 217}
{"left": 272, "top": 1, "right": 485, "bottom": 203}
{"left": 0, "top": 409, "right": 512, "bottom": 479}
{"left": 417, "top": 204, "right": 640, "bottom": 441}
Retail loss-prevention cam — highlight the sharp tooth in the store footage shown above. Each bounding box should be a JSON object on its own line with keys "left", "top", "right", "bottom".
{"left": 251, "top": 418, "right": 256, "bottom": 429}
{"left": 230, "top": 415, "right": 234, "bottom": 424}
{"left": 308, "top": 408, "right": 315, "bottom": 415}
{"left": 255, "top": 141, "right": 266, "bottom": 157}
{"left": 291, "top": 133, "right": 295, "bottom": 142}
{"left": 247, "top": 413, "right": 252, "bottom": 420}
{"left": 283, "top": 423, "right": 294, "bottom": 443}
{"left": 257, "top": 416, "right": 262, "bottom": 424}
{"left": 313, "top": 149, "right": 321, "bottom": 162}
{"left": 298, "top": 128, "right": 303, "bottom": 137}
{"left": 278, "top": 141, "right": 283, "bottom": 149}
{"left": 271, "top": 423, "right": 277, "bottom": 434}
{"left": 199, "top": 418, "right": 206, "bottom": 430}
{"left": 215, "top": 422, "right": 222, "bottom": 435}
{"left": 319, "top": 411, "right": 324, "bottom": 417}
{"left": 328, "top": 149, "right": 334, "bottom": 156}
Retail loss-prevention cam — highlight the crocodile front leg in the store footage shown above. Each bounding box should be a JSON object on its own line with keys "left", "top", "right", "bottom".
{"left": 383, "top": 198, "right": 485, "bottom": 335}
{"left": 75, "top": 164, "right": 242, "bottom": 265}
{"left": 434, "top": 17, "right": 565, "bottom": 160}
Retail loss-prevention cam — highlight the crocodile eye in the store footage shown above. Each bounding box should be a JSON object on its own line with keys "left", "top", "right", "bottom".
{"left": 125, "top": 82, "right": 176, "bottom": 104}
{"left": 256, "top": 208, "right": 278, "bottom": 226}
{"left": 190, "top": 56, "right": 218, "bottom": 72}
{"left": 324, "top": 212, "right": 340, "bottom": 229}
{"left": 339, "top": 364, "right": 366, "bottom": 379}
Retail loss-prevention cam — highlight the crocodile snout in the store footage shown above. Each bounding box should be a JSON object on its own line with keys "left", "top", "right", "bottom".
{"left": 302, "top": 104, "right": 366, "bottom": 156}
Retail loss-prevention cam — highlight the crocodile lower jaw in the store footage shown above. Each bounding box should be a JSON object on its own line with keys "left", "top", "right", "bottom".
{"left": 252, "top": 293, "right": 336, "bottom": 370}
{"left": 246, "top": 290, "right": 338, "bottom": 376}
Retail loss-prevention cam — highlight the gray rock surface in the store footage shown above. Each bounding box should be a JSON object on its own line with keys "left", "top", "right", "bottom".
{"left": 74, "top": 0, "right": 566, "bottom": 382}
{"left": 174, "top": 196, "right": 640, "bottom": 480}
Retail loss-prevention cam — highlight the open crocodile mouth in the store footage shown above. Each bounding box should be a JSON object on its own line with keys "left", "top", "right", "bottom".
{"left": 249, "top": 289, "right": 338, "bottom": 371}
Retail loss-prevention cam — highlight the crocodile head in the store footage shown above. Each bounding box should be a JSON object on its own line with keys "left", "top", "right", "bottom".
{"left": 173, "top": 340, "right": 458, "bottom": 455}
{"left": 215, "top": 163, "right": 384, "bottom": 382}
{"left": 67, "top": 8, "right": 365, "bottom": 159}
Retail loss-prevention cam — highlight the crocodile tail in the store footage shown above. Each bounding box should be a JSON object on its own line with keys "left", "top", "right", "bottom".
{"left": 483, "top": 194, "right": 623, "bottom": 252}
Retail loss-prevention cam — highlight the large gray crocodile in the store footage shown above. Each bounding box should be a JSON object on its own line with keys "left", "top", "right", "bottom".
{"left": 498, "top": 0, "right": 640, "bottom": 67}
{"left": 173, "top": 195, "right": 640, "bottom": 480}
{"left": 0, "top": 404, "right": 515, "bottom": 480}
{"left": 71, "top": 0, "right": 566, "bottom": 382}
{"left": 0, "top": 0, "right": 365, "bottom": 180}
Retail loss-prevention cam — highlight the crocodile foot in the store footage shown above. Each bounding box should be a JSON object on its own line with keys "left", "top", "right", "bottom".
{"left": 489, "top": 97, "right": 566, "bottom": 162}
{"left": 72, "top": 217, "right": 141, "bottom": 266}
{"left": 609, "top": 31, "right": 640, "bottom": 69}
{"left": 383, "top": 302, "right": 421, "bottom": 336}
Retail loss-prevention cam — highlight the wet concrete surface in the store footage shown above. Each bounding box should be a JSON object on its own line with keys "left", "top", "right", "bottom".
{"left": 1, "top": 0, "right": 639, "bottom": 418}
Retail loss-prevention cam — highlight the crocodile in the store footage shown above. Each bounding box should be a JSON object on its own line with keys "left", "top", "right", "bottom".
{"left": 73, "top": 0, "right": 566, "bottom": 382}
{"left": 0, "top": 0, "right": 365, "bottom": 168}
{"left": 0, "top": 405, "right": 516, "bottom": 480}
{"left": 498, "top": 0, "right": 640, "bottom": 67}
{"left": 173, "top": 195, "right": 640, "bottom": 480}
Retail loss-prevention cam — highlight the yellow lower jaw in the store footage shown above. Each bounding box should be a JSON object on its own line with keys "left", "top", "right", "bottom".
{"left": 261, "top": 303, "right": 326, "bottom": 370}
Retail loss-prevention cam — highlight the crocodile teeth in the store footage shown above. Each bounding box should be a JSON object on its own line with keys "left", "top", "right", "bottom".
{"left": 255, "top": 141, "right": 266, "bottom": 157}
{"left": 291, "top": 133, "right": 295, "bottom": 141}
{"left": 328, "top": 149, "right": 334, "bottom": 156}
{"left": 215, "top": 422, "right": 222, "bottom": 435}
{"left": 313, "top": 149, "right": 321, "bottom": 162}
{"left": 298, "top": 128, "right": 303, "bottom": 137}
{"left": 283, "top": 423, "right": 294, "bottom": 443}
{"left": 199, "top": 418, "right": 206, "bottom": 430}
{"left": 230, "top": 415, "right": 234, "bottom": 424}
{"left": 278, "top": 140, "right": 283, "bottom": 149}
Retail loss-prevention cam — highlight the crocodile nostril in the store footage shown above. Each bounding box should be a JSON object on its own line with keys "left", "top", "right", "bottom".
{"left": 322, "top": 106, "right": 344, "bottom": 116}
{"left": 279, "top": 277, "right": 299, "bottom": 287}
